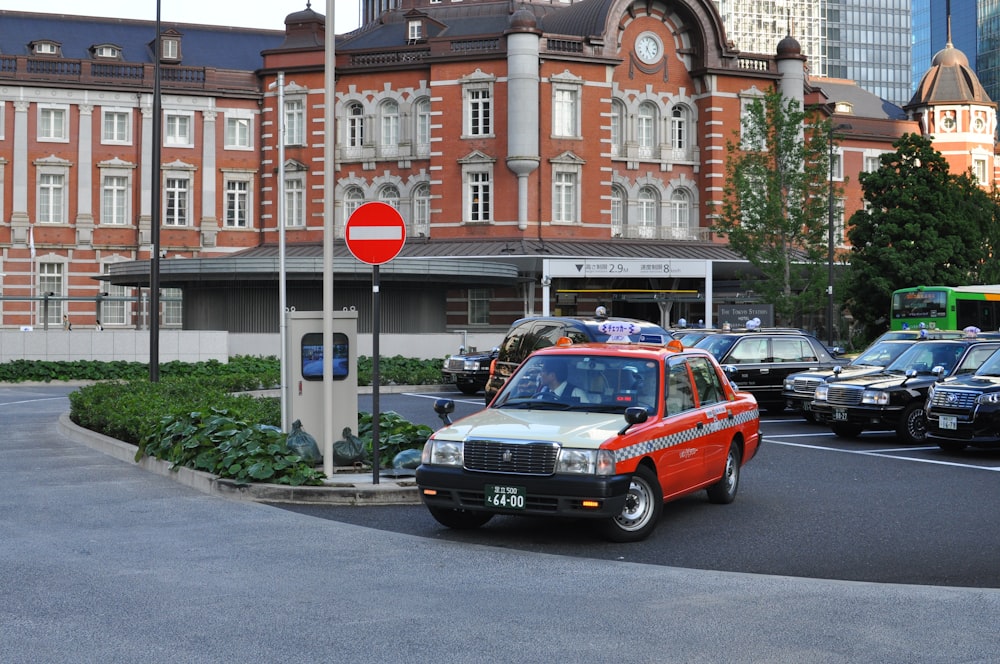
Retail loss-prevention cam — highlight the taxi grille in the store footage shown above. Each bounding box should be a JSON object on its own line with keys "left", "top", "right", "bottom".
{"left": 826, "top": 385, "right": 864, "bottom": 406}
{"left": 792, "top": 377, "right": 822, "bottom": 395}
{"left": 464, "top": 439, "right": 559, "bottom": 475}
{"left": 928, "top": 389, "right": 978, "bottom": 411}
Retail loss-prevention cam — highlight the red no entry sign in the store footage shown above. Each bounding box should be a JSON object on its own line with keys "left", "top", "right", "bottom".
{"left": 345, "top": 202, "right": 406, "bottom": 265}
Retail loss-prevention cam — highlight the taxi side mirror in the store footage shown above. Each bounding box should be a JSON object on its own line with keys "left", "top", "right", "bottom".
{"left": 618, "top": 406, "right": 649, "bottom": 435}
{"left": 434, "top": 398, "right": 456, "bottom": 426}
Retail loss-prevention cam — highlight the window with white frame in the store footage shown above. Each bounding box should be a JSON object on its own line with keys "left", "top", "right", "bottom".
{"left": 39, "top": 105, "right": 68, "bottom": 141}
{"left": 343, "top": 186, "right": 365, "bottom": 225}
{"left": 224, "top": 178, "right": 251, "bottom": 228}
{"left": 637, "top": 186, "right": 658, "bottom": 236}
{"left": 415, "top": 98, "right": 431, "bottom": 154}
{"left": 380, "top": 100, "right": 399, "bottom": 153}
{"left": 162, "top": 287, "right": 183, "bottom": 326}
{"left": 33, "top": 41, "right": 60, "bottom": 56}
{"left": 611, "top": 185, "right": 625, "bottom": 235}
{"left": 164, "top": 177, "right": 189, "bottom": 226}
{"left": 465, "top": 85, "right": 492, "bottom": 137}
{"left": 973, "top": 157, "right": 989, "bottom": 184}
{"left": 101, "top": 174, "right": 130, "bottom": 225}
{"left": 740, "top": 96, "right": 765, "bottom": 151}
{"left": 38, "top": 173, "right": 66, "bottom": 223}
{"left": 468, "top": 288, "right": 490, "bottom": 325}
{"left": 285, "top": 98, "right": 305, "bottom": 146}
{"left": 102, "top": 109, "right": 131, "bottom": 144}
{"left": 670, "top": 106, "right": 688, "bottom": 153}
{"left": 160, "top": 37, "right": 179, "bottom": 61}
{"left": 378, "top": 185, "right": 400, "bottom": 209}
{"left": 834, "top": 197, "right": 846, "bottom": 247}
{"left": 100, "top": 265, "right": 129, "bottom": 326}
{"left": 830, "top": 150, "right": 844, "bottom": 181}
{"left": 225, "top": 115, "right": 252, "bottom": 149}
{"left": 552, "top": 171, "right": 577, "bottom": 223}
{"left": 553, "top": 86, "right": 579, "bottom": 138}
{"left": 610, "top": 99, "right": 625, "bottom": 157}
{"left": 93, "top": 44, "right": 121, "bottom": 59}
{"left": 864, "top": 154, "right": 882, "bottom": 173}
{"left": 467, "top": 169, "right": 492, "bottom": 223}
{"left": 39, "top": 262, "right": 64, "bottom": 325}
{"left": 284, "top": 176, "right": 305, "bottom": 227}
{"left": 345, "top": 102, "right": 364, "bottom": 148}
{"left": 666, "top": 190, "right": 690, "bottom": 239}
{"left": 164, "top": 112, "right": 192, "bottom": 146}
{"left": 637, "top": 102, "right": 657, "bottom": 158}
{"left": 413, "top": 184, "right": 430, "bottom": 234}
{"left": 408, "top": 20, "right": 422, "bottom": 41}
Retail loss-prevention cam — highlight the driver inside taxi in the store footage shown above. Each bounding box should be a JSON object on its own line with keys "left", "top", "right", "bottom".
{"left": 535, "top": 361, "right": 590, "bottom": 403}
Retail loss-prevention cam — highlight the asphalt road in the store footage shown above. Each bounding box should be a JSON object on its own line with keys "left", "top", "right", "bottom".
{"left": 5, "top": 384, "right": 1000, "bottom": 662}
{"left": 348, "top": 388, "right": 1000, "bottom": 588}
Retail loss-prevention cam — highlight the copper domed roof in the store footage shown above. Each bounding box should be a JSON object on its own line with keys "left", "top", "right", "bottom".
{"left": 908, "top": 42, "right": 991, "bottom": 106}
{"left": 776, "top": 34, "right": 801, "bottom": 57}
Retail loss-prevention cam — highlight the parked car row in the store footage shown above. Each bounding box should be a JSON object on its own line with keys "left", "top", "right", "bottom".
{"left": 781, "top": 333, "right": 1000, "bottom": 450}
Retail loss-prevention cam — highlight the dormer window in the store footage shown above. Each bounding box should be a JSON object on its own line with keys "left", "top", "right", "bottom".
{"left": 408, "top": 20, "right": 423, "bottom": 42}
{"left": 30, "top": 40, "right": 61, "bottom": 56}
{"left": 152, "top": 29, "right": 182, "bottom": 62}
{"left": 91, "top": 44, "right": 122, "bottom": 60}
{"left": 833, "top": 101, "right": 853, "bottom": 114}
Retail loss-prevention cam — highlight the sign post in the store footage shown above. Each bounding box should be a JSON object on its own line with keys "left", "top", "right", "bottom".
{"left": 345, "top": 202, "right": 406, "bottom": 484}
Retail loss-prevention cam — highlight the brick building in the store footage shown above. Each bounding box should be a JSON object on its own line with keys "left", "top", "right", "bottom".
{"left": 0, "top": 1, "right": 995, "bottom": 343}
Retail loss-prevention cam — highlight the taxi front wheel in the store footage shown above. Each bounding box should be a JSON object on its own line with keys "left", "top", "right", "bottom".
{"left": 597, "top": 465, "right": 663, "bottom": 543}
{"left": 427, "top": 506, "right": 494, "bottom": 530}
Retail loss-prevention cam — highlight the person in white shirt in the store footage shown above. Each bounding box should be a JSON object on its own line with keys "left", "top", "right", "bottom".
{"left": 535, "top": 361, "right": 589, "bottom": 403}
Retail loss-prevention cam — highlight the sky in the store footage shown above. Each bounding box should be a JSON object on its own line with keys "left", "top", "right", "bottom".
{"left": 0, "top": 0, "right": 362, "bottom": 32}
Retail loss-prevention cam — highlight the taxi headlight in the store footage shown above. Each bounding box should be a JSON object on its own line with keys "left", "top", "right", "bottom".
{"left": 556, "top": 448, "right": 616, "bottom": 476}
{"left": 814, "top": 384, "right": 829, "bottom": 401}
{"left": 977, "top": 392, "right": 1000, "bottom": 405}
{"left": 422, "top": 439, "right": 464, "bottom": 467}
{"left": 862, "top": 389, "right": 889, "bottom": 405}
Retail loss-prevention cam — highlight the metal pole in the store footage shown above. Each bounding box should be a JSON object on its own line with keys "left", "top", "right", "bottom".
{"left": 371, "top": 265, "right": 381, "bottom": 484}
{"left": 322, "top": 0, "right": 337, "bottom": 477}
{"left": 277, "top": 72, "right": 289, "bottom": 432}
{"left": 827, "top": 124, "right": 835, "bottom": 348}
{"left": 149, "top": 0, "right": 162, "bottom": 381}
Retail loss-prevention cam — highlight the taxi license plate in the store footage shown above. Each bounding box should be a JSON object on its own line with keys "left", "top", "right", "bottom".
{"left": 939, "top": 415, "right": 957, "bottom": 430}
{"left": 833, "top": 408, "right": 848, "bottom": 421}
{"left": 485, "top": 484, "right": 526, "bottom": 510}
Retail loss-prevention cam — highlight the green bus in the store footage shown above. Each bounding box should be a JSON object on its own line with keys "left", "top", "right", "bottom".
{"left": 890, "top": 285, "right": 1000, "bottom": 332}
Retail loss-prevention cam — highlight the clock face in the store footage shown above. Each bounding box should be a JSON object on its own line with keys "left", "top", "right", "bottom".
{"left": 636, "top": 34, "right": 661, "bottom": 64}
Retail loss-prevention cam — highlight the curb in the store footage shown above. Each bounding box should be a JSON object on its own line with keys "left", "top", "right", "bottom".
{"left": 58, "top": 413, "right": 421, "bottom": 506}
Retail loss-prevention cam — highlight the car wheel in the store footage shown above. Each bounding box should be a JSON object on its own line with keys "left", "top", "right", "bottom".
{"left": 457, "top": 384, "right": 480, "bottom": 395}
{"left": 706, "top": 442, "right": 741, "bottom": 504}
{"left": 937, "top": 440, "right": 967, "bottom": 453}
{"left": 597, "top": 465, "right": 662, "bottom": 543}
{"left": 831, "top": 422, "right": 862, "bottom": 438}
{"left": 895, "top": 403, "right": 927, "bottom": 444}
{"left": 802, "top": 411, "right": 818, "bottom": 424}
{"left": 426, "top": 506, "right": 493, "bottom": 530}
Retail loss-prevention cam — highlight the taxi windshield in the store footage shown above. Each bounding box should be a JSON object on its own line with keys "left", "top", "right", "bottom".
{"left": 886, "top": 341, "right": 961, "bottom": 374}
{"left": 494, "top": 354, "right": 660, "bottom": 414}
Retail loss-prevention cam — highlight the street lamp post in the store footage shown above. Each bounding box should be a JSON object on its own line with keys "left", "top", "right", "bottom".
{"left": 827, "top": 122, "right": 851, "bottom": 348}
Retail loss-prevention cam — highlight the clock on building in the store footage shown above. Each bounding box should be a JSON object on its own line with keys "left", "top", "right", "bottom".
{"left": 635, "top": 32, "right": 662, "bottom": 64}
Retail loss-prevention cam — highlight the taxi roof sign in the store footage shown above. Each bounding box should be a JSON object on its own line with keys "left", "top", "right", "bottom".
{"left": 599, "top": 320, "right": 641, "bottom": 343}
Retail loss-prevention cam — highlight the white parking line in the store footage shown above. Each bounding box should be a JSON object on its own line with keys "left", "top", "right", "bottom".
{"left": 766, "top": 437, "right": 1000, "bottom": 471}
{"left": 0, "top": 396, "right": 67, "bottom": 407}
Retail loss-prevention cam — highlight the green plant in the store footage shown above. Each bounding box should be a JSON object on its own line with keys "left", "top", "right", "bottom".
{"left": 357, "top": 410, "right": 433, "bottom": 467}
{"left": 137, "top": 408, "right": 324, "bottom": 486}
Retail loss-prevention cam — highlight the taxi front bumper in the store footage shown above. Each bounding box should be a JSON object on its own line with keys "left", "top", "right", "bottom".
{"left": 415, "top": 465, "right": 633, "bottom": 518}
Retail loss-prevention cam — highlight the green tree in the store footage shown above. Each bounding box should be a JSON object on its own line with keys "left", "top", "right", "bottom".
{"left": 844, "top": 133, "right": 995, "bottom": 336}
{"left": 714, "top": 88, "right": 833, "bottom": 325}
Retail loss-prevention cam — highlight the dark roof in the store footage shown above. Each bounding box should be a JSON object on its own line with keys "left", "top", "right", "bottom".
{"left": 812, "top": 78, "right": 907, "bottom": 120}
{"left": 908, "top": 42, "right": 993, "bottom": 107}
{"left": 0, "top": 11, "right": 283, "bottom": 70}
{"left": 540, "top": 0, "right": 614, "bottom": 38}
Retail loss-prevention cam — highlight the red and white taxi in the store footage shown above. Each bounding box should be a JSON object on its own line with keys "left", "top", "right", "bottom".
{"left": 416, "top": 327, "right": 762, "bottom": 541}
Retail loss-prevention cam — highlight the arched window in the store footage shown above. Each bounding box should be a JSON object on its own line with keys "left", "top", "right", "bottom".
{"left": 344, "top": 186, "right": 364, "bottom": 224}
{"left": 413, "top": 184, "right": 430, "bottom": 234}
{"left": 378, "top": 185, "right": 400, "bottom": 209}
{"left": 637, "top": 102, "right": 657, "bottom": 158}
{"left": 637, "top": 186, "right": 659, "bottom": 238}
{"left": 381, "top": 100, "right": 399, "bottom": 149}
{"left": 610, "top": 99, "right": 626, "bottom": 157}
{"left": 415, "top": 98, "right": 431, "bottom": 155}
{"left": 610, "top": 185, "right": 625, "bottom": 235}
{"left": 670, "top": 106, "right": 688, "bottom": 153}
{"left": 346, "top": 102, "right": 364, "bottom": 148}
{"left": 666, "top": 190, "right": 690, "bottom": 239}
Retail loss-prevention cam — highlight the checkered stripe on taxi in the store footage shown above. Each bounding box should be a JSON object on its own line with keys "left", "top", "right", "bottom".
{"left": 614, "top": 407, "right": 759, "bottom": 463}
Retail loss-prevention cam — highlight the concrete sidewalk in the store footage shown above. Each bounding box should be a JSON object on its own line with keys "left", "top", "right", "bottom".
{"left": 58, "top": 412, "right": 422, "bottom": 506}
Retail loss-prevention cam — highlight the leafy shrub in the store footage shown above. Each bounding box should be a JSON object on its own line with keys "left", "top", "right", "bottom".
{"left": 357, "top": 410, "right": 433, "bottom": 466}
{"left": 137, "top": 408, "right": 324, "bottom": 486}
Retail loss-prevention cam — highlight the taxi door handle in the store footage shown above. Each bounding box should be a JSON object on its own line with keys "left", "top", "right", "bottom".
{"left": 696, "top": 421, "right": 705, "bottom": 430}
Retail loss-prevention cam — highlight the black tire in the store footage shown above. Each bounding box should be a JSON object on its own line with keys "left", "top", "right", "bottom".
{"left": 895, "top": 403, "right": 927, "bottom": 444}
{"left": 937, "top": 440, "right": 968, "bottom": 453}
{"left": 426, "top": 506, "right": 493, "bottom": 530}
{"left": 457, "top": 383, "right": 480, "bottom": 395}
{"left": 597, "top": 465, "right": 663, "bottom": 543}
{"left": 802, "top": 411, "right": 818, "bottom": 424}
{"left": 831, "top": 422, "right": 863, "bottom": 438}
{"left": 706, "top": 442, "right": 742, "bottom": 504}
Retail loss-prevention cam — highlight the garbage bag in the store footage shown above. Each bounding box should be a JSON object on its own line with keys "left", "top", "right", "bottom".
{"left": 286, "top": 419, "right": 322, "bottom": 464}
{"left": 392, "top": 448, "right": 421, "bottom": 469}
{"left": 332, "top": 427, "right": 366, "bottom": 466}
